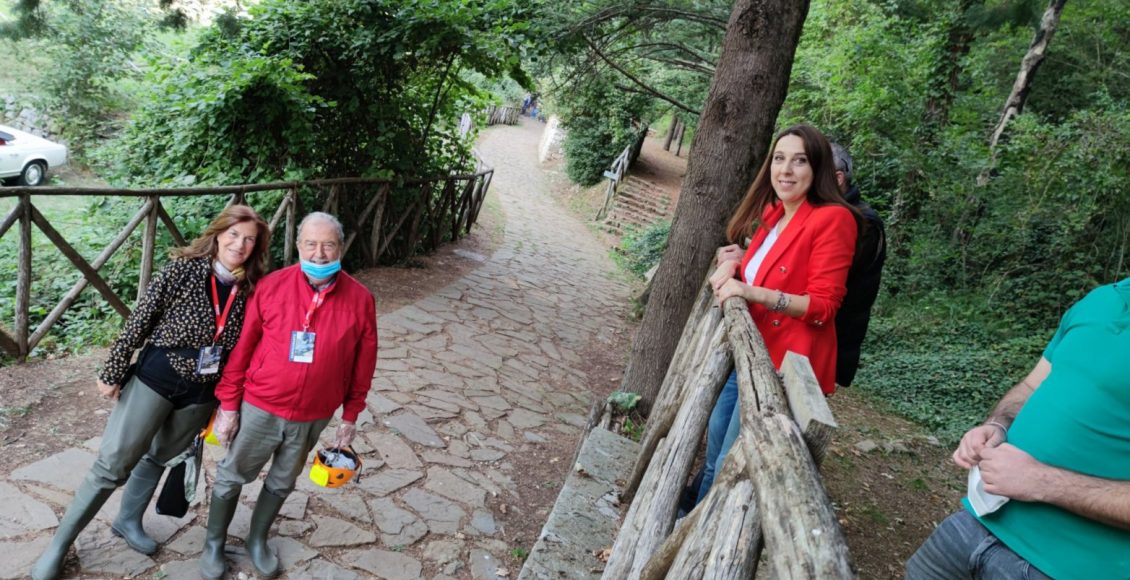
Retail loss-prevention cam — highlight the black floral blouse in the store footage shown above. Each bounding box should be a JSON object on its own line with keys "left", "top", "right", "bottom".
{"left": 98, "top": 257, "right": 248, "bottom": 386}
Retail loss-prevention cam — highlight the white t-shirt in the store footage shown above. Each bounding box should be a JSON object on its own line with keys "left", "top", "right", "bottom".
{"left": 743, "top": 224, "right": 780, "bottom": 284}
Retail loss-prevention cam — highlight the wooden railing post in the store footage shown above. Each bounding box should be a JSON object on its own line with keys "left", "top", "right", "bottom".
{"left": 16, "top": 193, "right": 32, "bottom": 361}
{"left": 284, "top": 187, "right": 296, "bottom": 265}
{"left": 137, "top": 195, "right": 159, "bottom": 301}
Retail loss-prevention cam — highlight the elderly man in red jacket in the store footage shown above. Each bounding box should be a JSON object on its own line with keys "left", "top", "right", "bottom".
{"left": 199, "top": 212, "right": 378, "bottom": 580}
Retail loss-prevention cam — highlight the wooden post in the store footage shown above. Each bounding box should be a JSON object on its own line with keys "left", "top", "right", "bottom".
{"left": 137, "top": 196, "right": 159, "bottom": 302}
{"left": 602, "top": 323, "right": 732, "bottom": 580}
{"left": 744, "top": 414, "right": 854, "bottom": 578}
{"left": 284, "top": 188, "right": 296, "bottom": 265}
{"left": 15, "top": 193, "right": 31, "bottom": 361}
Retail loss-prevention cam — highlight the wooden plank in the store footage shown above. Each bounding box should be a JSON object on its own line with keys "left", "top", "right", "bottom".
{"left": 268, "top": 189, "right": 292, "bottom": 233}
{"left": 343, "top": 183, "right": 387, "bottom": 256}
{"left": 156, "top": 201, "right": 187, "bottom": 247}
{"left": 28, "top": 203, "right": 131, "bottom": 317}
{"left": 743, "top": 414, "right": 854, "bottom": 578}
{"left": 0, "top": 171, "right": 494, "bottom": 200}
{"left": 602, "top": 322, "right": 731, "bottom": 580}
{"left": 16, "top": 194, "right": 31, "bottom": 360}
{"left": 137, "top": 196, "right": 159, "bottom": 302}
{"left": 26, "top": 201, "right": 150, "bottom": 350}
{"left": 723, "top": 298, "right": 788, "bottom": 415}
{"left": 781, "top": 351, "right": 838, "bottom": 464}
{"left": 625, "top": 281, "right": 718, "bottom": 499}
{"left": 284, "top": 189, "right": 295, "bottom": 265}
{"left": 0, "top": 203, "right": 20, "bottom": 240}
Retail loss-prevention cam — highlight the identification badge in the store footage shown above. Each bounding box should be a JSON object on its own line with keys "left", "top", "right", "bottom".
{"left": 290, "top": 331, "right": 316, "bottom": 363}
{"left": 196, "top": 345, "right": 223, "bottom": 375}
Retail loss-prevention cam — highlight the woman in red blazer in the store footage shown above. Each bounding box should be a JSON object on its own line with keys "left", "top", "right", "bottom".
{"left": 695, "top": 124, "right": 858, "bottom": 503}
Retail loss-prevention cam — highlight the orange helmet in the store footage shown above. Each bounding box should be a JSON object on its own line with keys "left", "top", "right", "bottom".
{"left": 200, "top": 412, "right": 221, "bottom": 446}
{"left": 309, "top": 447, "right": 362, "bottom": 488}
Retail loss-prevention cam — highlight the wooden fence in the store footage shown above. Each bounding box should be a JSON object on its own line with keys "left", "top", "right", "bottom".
{"left": 595, "top": 129, "right": 648, "bottom": 221}
{"left": 601, "top": 280, "right": 853, "bottom": 579}
{"left": 486, "top": 105, "right": 520, "bottom": 126}
{"left": 0, "top": 167, "right": 493, "bottom": 362}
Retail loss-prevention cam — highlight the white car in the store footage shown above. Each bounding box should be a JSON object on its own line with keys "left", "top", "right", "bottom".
{"left": 0, "top": 124, "right": 68, "bottom": 186}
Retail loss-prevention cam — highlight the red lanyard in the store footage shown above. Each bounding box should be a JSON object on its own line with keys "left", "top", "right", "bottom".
{"left": 210, "top": 275, "right": 238, "bottom": 344}
{"left": 302, "top": 282, "right": 334, "bottom": 332}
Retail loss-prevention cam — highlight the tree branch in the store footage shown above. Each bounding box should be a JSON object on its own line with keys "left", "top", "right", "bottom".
{"left": 585, "top": 36, "right": 702, "bottom": 115}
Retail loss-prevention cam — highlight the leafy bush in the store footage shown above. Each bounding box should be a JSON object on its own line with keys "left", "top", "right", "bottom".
{"left": 558, "top": 76, "right": 655, "bottom": 186}
{"left": 855, "top": 291, "right": 1049, "bottom": 444}
{"left": 618, "top": 220, "right": 671, "bottom": 277}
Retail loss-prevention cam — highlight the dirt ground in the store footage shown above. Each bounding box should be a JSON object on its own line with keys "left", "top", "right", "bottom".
{"left": 0, "top": 143, "right": 966, "bottom": 579}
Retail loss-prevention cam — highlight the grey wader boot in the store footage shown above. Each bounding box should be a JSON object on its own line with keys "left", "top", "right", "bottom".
{"left": 245, "top": 488, "right": 285, "bottom": 577}
{"left": 110, "top": 457, "right": 163, "bottom": 554}
{"left": 30, "top": 483, "right": 115, "bottom": 580}
{"left": 199, "top": 493, "right": 238, "bottom": 580}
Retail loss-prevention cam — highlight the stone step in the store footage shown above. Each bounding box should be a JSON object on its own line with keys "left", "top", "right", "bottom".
{"left": 518, "top": 427, "right": 639, "bottom": 580}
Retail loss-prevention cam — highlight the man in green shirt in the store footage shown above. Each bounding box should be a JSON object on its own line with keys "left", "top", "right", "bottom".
{"left": 907, "top": 278, "right": 1130, "bottom": 580}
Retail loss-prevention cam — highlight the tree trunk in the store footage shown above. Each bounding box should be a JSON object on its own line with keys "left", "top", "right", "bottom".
{"left": 988, "top": 0, "right": 1068, "bottom": 152}
{"left": 664, "top": 116, "right": 678, "bottom": 151}
{"left": 618, "top": 0, "right": 811, "bottom": 411}
{"left": 674, "top": 121, "right": 686, "bottom": 157}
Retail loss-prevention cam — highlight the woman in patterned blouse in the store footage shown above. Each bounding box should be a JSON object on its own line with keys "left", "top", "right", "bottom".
{"left": 32, "top": 205, "right": 271, "bottom": 580}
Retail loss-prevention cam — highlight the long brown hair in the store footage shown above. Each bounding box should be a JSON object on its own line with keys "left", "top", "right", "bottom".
{"left": 172, "top": 204, "right": 271, "bottom": 292}
{"left": 725, "top": 124, "right": 857, "bottom": 243}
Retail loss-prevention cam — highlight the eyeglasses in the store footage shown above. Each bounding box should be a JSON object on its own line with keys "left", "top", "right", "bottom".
{"left": 298, "top": 240, "right": 340, "bottom": 252}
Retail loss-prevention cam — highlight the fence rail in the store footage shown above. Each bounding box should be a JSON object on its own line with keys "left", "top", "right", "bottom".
{"left": 1, "top": 168, "right": 493, "bottom": 362}
{"left": 601, "top": 279, "right": 852, "bottom": 579}
{"left": 595, "top": 129, "right": 648, "bottom": 221}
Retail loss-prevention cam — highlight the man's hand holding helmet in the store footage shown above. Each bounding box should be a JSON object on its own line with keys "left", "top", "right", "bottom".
{"left": 333, "top": 422, "right": 357, "bottom": 448}
{"left": 214, "top": 409, "right": 240, "bottom": 447}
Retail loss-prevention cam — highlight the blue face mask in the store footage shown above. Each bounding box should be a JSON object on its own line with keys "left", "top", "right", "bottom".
{"left": 300, "top": 259, "right": 341, "bottom": 280}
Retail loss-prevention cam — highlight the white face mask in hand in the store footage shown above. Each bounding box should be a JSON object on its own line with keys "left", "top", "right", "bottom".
{"left": 967, "top": 465, "right": 1010, "bottom": 516}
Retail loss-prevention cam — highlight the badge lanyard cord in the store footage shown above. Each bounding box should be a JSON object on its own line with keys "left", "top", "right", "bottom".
{"left": 210, "top": 275, "right": 238, "bottom": 345}
{"left": 302, "top": 282, "right": 334, "bottom": 333}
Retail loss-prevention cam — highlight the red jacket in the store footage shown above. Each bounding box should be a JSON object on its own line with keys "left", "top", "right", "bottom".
{"left": 216, "top": 264, "right": 378, "bottom": 422}
{"left": 740, "top": 200, "right": 856, "bottom": 394}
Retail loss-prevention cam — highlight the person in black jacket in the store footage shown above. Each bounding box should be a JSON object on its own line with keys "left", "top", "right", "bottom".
{"left": 830, "top": 142, "right": 886, "bottom": 388}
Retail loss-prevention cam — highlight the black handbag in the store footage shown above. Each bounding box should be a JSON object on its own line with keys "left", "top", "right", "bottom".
{"left": 155, "top": 434, "right": 204, "bottom": 518}
{"left": 155, "top": 461, "right": 189, "bottom": 517}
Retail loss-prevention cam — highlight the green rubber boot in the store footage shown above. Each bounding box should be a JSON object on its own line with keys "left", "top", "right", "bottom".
{"left": 30, "top": 483, "right": 115, "bottom": 580}
{"left": 110, "top": 457, "right": 163, "bottom": 554}
{"left": 245, "top": 488, "right": 285, "bottom": 577}
{"left": 198, "top": 493, "right": 238, "bottom": 580}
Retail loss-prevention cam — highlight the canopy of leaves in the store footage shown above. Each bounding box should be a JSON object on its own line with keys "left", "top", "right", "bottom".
{"left": 96, "top": 0, "right": 539, "bottom": 187}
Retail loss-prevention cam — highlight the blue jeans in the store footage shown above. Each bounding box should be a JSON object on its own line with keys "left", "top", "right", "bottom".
{"left": 695, "top": 370, "right": 741, "bottom": 505}
{"left": 906, "top": 510, "right": 1052, "bottom": 580}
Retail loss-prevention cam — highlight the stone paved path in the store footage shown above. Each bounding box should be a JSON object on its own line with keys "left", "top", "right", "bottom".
{"left": 0, "top": 118, "right": 632, "bottom": 579}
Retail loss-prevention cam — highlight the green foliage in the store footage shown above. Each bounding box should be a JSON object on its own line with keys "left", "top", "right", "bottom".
{"left": 855, "top": 291, "right": 1048, "bottom": 444}
{"left": 771, "top": 0, "right": 1130, "bottom": 441}
{"left": 509, "top": 546, "right": 529, "bottom": 561}
{"left": 20, "top": 0, "right": 151, "bottom": 149}
{"left": 608, "top": 391, "right": 641, "bottom": 412}
{"left": 621, "top": 416, "right": 644, "bottom": 442}
{"left": 559, "top": 76, "right": 653, "bottom": 185}
{"left": 618, "top": 220, "right": 671, "bottom": 278}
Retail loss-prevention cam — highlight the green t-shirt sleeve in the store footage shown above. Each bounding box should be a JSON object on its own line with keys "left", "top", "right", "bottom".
{"left": 1041, "top": 299, "right": 1080, "bottom": 364}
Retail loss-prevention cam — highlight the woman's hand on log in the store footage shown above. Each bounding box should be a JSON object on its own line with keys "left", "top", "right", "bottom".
{"left": 714, "top": 278, "right": 756, "bottom": 305}
{"left": 716, "top": 244, "right": 743, "bottom": 265}
{"left": 96, "top": 380, "right": 121, "bottom": 401}
{"left": 709, "top": 260, "right": 740, "bottom": 293}
{"left": 952, "top": 424, "right": 1005, "bottom": 469}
